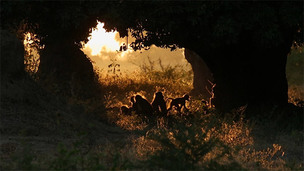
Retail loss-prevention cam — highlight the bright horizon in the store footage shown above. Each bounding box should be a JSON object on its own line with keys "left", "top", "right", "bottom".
{"left": 82, "top": 21, "right": 192, "bottom": 74}
{"left": 83, "top": 22, "right": 121, "bottom": 55}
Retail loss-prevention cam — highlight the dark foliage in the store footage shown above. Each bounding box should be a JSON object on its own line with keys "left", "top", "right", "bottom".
{"left": 1, "top": 1, "right": 302, "bottom": 112}
{"left": 101, "top": 1, "right": 303, "bottom": 111}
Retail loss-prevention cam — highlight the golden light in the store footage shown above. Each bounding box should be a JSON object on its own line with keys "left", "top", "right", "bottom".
{"left": 81, "top": 21, "right": 191, "bottom": 75}
{"left": 23, "top": 32, "right": 41, "bottom": 75}
{"left": 83, "top": 22, "right": 123, "bottom": 56}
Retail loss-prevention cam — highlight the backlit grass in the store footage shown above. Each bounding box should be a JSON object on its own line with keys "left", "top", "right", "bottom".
{"left": 2, "top": 50, "right": 303, "bottom": 170}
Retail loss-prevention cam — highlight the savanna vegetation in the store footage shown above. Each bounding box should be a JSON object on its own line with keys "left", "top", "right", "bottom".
{"left": 1, "top": 1, "right": 303, "bottom": 170}
{"left": 1, "top": 47, "right": 303, "bottom": 169}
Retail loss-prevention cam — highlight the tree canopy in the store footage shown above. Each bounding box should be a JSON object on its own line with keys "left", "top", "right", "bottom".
{"left": 101, "top": 1, "right": 303, "bottom": 110}
{"left": 101, "top": 1, "right": 302, "bottom": 50}
{"left": 1, "top": 1, "right": 302, "bottom": 110}
{"left": 2, "top": 1, "right": 302, "bottom": 51}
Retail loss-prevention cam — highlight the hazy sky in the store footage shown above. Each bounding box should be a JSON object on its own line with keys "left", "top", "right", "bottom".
{"left": 81, "top": 22, "right": 191, "bottom": 75}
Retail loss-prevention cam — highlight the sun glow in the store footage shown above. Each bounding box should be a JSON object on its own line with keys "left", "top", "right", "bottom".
{"left": 83, "top": 22, "right": 123, "bottom": 56}
{"left": 23, "top": 32, "right": 41, "bottom": 75}
{"left": 81, "top": 21, "right": 191, "bottom": 75}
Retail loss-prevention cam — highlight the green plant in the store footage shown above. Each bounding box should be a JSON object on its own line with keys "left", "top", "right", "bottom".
{"left": 143, "top": 114, "right": 243, "bottom": 170}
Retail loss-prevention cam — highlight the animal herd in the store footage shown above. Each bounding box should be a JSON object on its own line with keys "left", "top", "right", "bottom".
{"left": 120, "top": 92, "right": 190, "bottom": 117}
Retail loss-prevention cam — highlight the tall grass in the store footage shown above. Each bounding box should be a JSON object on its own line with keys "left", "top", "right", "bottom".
{"left": 3, "top": 50, "right": 303, "bottom": 170}
{"left": 3, "top": 106, "right": 294, "bottom": 170}
{"left": 85, "top": 61, "right": 301, "bottom": 170}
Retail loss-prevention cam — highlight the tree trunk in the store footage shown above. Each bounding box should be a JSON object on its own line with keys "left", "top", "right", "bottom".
{"left": 38, "top": 39, "right": 96, "bottom": 98}
{"left": 184, "top": 48, "right": 214, "bottom": 99}
{"left": 0, "top": 30, "right": 25, "bottom": 80}
{"left": 192, "top": 42, "right": 290, "bottom": 112}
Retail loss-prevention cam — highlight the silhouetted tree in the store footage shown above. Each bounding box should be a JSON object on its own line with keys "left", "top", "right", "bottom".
{"left": 2, "top": 1, "right": 302, "bottom": 111}
{"left": 101, "top": 1, "right": 303, "bottom": 112}
{"left": 1, "top": 1, "right": 106, "bottom": 97}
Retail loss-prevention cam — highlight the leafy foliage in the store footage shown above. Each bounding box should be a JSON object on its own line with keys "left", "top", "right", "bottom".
{"left": 100, "top": 1, "right": 303, "bottom": 51}
{"left": 1, "top": 2, "right": 303, "bottom": 170}
{"left": 2, "top": 1, "right": 302, "bottom": 110}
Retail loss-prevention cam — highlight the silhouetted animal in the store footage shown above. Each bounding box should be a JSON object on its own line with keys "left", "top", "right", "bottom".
{"left": 120, "top": 95, "right": 138, "bottom": 115}
{"left": 168, "top": 94, "right": 190, "bottom": 112}
{"left": 133, "top": 95, "right": 153, "bottom": 115}
{"left": 151, "top": 92, "right": 167, "bottom": 116}
{"left": 120, "top": 105, "right": 131, "bottom": 115}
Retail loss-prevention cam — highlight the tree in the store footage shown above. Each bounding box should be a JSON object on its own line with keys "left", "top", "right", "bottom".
{"left": 2, "top": 1, "right": 302, "bottom": 111}
{"left": 101, "top": 1, "right": 303, "bottom": 111}
{"left": 1, "top": 1, "right": 106, "bottom": 97}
